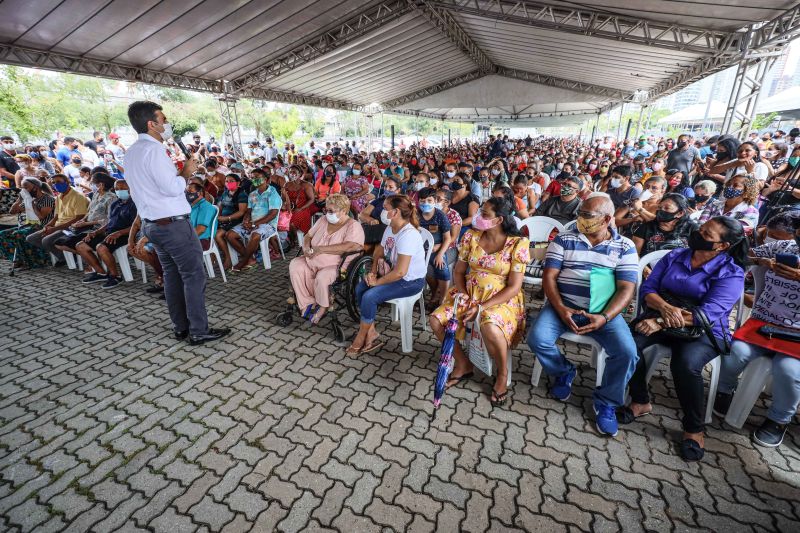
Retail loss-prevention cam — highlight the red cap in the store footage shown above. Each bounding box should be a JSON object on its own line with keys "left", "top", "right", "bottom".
{"left": 108, "top": 133, "right": 120, "bottom": 139}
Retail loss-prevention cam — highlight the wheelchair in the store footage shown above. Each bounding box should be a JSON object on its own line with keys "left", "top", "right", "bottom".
{"left": 274, "top": 250, "right": 373, "bottom": 342}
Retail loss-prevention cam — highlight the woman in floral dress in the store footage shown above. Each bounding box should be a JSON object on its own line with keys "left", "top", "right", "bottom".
{"left": 343, "top": 162, "right": 373, "bottom": 214}
{"left": 430, "top": 197, "right": 530, "bottom": 406}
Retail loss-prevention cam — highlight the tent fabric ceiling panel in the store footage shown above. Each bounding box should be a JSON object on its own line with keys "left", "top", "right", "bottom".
{"left": 0, "top": 0, "right": 797, "bottom": 123}
{"left": 543, "top": 0, "right": 796, "bottom": 32}
{"left": 262, "top": 14, "right": 476, "bottom": 105}
{"left": 453, "top": 13, "right": 701, "bottom": 93}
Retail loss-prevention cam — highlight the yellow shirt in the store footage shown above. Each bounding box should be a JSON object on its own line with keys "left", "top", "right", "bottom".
{"left": 55, "top": 187, "right": 89, "bottom": 224}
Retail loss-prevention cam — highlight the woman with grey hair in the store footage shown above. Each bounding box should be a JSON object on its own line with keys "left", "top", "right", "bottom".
{"left": 688, "top": 180, "right": 718, "bottom": 220}
{"left": 0, "top": 177, "right": 55, "bottom": 268}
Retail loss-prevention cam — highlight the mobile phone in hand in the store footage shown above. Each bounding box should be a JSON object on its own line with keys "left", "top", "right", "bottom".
{"left": 571, "top": 313, "right": 590, "bottom": 327}
{"left": 775, "top": 253, "right": 800, "bottom": 268}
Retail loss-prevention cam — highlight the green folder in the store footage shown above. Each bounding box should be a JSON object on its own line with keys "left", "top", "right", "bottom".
{"left": 589, "top": 267, "right": 616, "bottom": 313}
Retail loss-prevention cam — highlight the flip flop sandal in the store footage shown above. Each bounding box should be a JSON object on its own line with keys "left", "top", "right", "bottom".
{"left": 615, "top": 406, "right": 652, "bottom": 425}
{"left": 345, "top": 344, "right": 363, "bottom": 357}
{"left": 679, "top": 438, "right": 705, "bottom": 462}
{"left": 243, "top": 263, "right": 258, "bottom": 271}
{"left": 302, "top": 304, "right": 315, "bottom": 320}
{"left": 445, "top": 372, "right": 474, "bottom": 390}
{"left": 491, "top": 388, "right": 509, "bottom": 407}
{"left": 360, "top": 339, "right": 385, "bottom": 354}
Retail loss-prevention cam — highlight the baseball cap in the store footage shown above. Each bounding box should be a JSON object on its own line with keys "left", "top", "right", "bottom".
{"left": 108, "top": 133, "right": 120, "bottom": 140}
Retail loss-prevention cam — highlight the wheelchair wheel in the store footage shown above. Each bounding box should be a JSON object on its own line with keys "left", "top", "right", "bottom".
{"left": 344, "top": 254, "right": 373, "bottom": 322}
{"left": 332, "top": 322, "right": 346, "bottom": 343}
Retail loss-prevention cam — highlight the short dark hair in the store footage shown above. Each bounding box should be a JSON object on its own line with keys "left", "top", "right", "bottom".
{"left": 128, "top": 101, "right": 163, "bottom": 134}
{"left": 63, "top": 136, "right": 76, "bottom": 144}
{"left": 0, "top": 135, "right": 13, "bottom": 142}
{"left": 418, "top": 187, "right": 437, "bottom": 200}
{"left": 612, "top": 165, "right": 632, "bottom": 179}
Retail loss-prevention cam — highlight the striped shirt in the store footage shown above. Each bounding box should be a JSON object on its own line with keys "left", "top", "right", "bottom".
{"left": 544, "top": 228, "right": 638, "bottom": 311}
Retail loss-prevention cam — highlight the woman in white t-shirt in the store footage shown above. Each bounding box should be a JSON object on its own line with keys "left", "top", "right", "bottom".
{"left": 347, "top": 194, "right": 427, "bottom": 355}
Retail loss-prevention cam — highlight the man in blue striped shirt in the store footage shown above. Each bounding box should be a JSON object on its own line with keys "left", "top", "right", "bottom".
{"left": 528, "top": 193, "right": 639, "bottom": 437}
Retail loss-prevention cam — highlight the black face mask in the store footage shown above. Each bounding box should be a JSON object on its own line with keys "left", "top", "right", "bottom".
{"left": 677, "top": 141, "right": 687, "bottom": 149}
{"left": 795, "top": 235, "right": 800, "bottom": 251}
{"left": 655, "top": 210, "right": 678, "bottom": 223}
{"left": 450, "top": 183, "right": 463, "bottom": 191}
{"left": 185, "top": 192, "right": 200, "bottom": 204}
{"left": 694, "top": 195, "right": 709, "bottom": 204}
{"left": 688, "top": 229, "right": 718, "bottom": 251}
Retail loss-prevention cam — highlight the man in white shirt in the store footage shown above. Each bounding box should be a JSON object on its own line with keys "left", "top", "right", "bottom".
{"left": 125, "top": 101, "right": 230, "bottom": 346}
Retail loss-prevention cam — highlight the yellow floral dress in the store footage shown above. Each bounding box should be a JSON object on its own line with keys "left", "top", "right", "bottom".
{"left": 432, "top": 229, "right": 530, "bottom": 347}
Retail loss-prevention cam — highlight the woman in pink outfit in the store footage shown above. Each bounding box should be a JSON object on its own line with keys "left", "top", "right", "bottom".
{"left": 289, "top": 194, "right": 365, "bottom": 324}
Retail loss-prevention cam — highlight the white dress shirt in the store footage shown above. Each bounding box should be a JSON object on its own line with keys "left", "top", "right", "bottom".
{"left": 124, "top": 133, "right": 190, "bottom": 220}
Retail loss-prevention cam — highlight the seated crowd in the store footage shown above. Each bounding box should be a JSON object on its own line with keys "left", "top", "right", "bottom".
{"left": 1, "top": 129, "right": 799, "bottom": 461}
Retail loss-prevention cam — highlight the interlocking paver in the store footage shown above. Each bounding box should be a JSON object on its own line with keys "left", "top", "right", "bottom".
{"left": 1, "top": 260, "right": 798, "bottom": 532}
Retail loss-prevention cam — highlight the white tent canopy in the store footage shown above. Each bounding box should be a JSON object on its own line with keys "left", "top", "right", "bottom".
{"left": 0, "top": 1, "right": 798, "bottom": 126}
{"left": 757, "top": 86, "right": 800, "bottom": 118}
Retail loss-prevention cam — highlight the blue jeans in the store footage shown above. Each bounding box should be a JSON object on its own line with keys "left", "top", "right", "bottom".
{"left": 355, "top": 278, "right": 425, "bottom": 324}
{"left": 719, "top": 340, "right": 800, "bottom": 425}
{"left": 427, "top": 247, "right": 455, "bottom": 281}
{"left": 527, "top": 304, "right": 638, "bottom": 408}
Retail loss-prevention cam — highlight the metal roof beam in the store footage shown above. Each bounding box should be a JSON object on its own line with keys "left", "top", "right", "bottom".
{"left": 427, "top": 0, "right": 739, "bottom": 55}
{"left": 408, "top": 0, "right": 495, "bottom": 73}
{"left": 229, "top": 1, "right": 413, "bottom": 93}
{"left": 496, "top": 67, "right": 629, "bottom": 100}
{"left": 0, "top": 43, "right": 223, "bottom": 93}
{"left": 444, "top": 109, "right": 599, "bottom": 121}
{"left": 646, "top": 5, "right": 800, "bottom": 103}
{"left": 381, "top": 69, "right": 486, "bottom": 108}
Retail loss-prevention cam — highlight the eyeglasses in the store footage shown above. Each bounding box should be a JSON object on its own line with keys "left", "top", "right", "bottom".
{"left": 322, "top": 209, "right": 338, "bottom": 214}
{"left": 577, "top": 211, "right": 602, "bottom": 218}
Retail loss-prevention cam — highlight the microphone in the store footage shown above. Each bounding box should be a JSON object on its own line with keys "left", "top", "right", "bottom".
{"left": 175, "top": 139, "right": 191, "bottom": 159}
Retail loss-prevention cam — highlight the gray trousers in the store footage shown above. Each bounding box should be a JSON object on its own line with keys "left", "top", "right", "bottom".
{"left": 143, "top": 218, "right": 209, "bottom": 336}
{"left": 26, "top": 228, "right": 66, "bottom": 260}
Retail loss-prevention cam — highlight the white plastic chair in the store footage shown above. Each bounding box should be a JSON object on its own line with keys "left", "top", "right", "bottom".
{"left": 563, "top": 220, "right": 578, "bottom": 232}
{"left": 518, "top": 216, "right": 565, "bottom": 287}
{"left": 725, "top": 265, "right": 772, "bottom": 428}
{"left": 63, "top": 250, "right": 82, "bottom": 270}
{"left": 387, "top": 228, "right": 434, "bottom": 353}
{"left": 530, "top": 332, "right": 607, "bottom": 389}
{"left": 639, "top": 257, "right": 749, "bottom": 425}
{"left": 258, "top": 230, "right": 285, "bottom": 269}
{"left": 202, "top": 205, "right": 227, "bottom": 282}
{"left": 632, "top": 250, "right": 671, "bottom": 316}
{"left": 134, "top": 258, "right": 148, "bottom": 283}
{"left": 112, "top": 246, "right": 134, "bottom": 282}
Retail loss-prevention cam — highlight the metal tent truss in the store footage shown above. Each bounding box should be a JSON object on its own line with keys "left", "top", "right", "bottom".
{"left": 217, "top": 91, "right": 244, "bottom": 160}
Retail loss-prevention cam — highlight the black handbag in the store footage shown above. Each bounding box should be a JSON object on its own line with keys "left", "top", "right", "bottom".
{"left": 632, "top": 291, "right": 730, "bottom": 355}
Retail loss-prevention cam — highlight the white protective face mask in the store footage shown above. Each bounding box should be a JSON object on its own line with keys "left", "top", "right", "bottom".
{"left": 491, "top": 169, "right": 501, "bottom": 176}
{"left": 159, "top": 122, "right": 173, "bottom": 141}
{"left": 325, "top": 212, "right": 340, "bottom": 224}
{"left": 352, "top": 169, "right": 362, "bottom": 176}
{"left": 380, "top": 210, "right": 392, "bottom": 225}
{"left": 430, "top": 178, "right": 438, "bottom": 186}
{"left": 446, "top": 171, "right": 456, "bottom": 178}
{"left": 610, "top": 178, "right": 621, "bottom": 188}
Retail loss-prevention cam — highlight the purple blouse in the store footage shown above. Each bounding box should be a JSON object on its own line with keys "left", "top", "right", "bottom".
{"left": 640, "top": 248, "right": 744, "bottom": 338}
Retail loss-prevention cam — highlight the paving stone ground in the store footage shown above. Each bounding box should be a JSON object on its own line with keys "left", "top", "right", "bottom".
{"left": 0, "top": 257, "right": 798, "bottom": 532}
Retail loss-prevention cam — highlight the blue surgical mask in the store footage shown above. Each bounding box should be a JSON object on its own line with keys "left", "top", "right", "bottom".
{"left": 116, "top": 190, "right": 130, "bottom": 201}
{"left": 53, "top": 182, "right": 69, "bottom": 193}
{"left": 420, "top": 203, "right": 435, "bottom": 213}
{"left": 384, "top": 190, "right": 396, "bottom": 197}
{"left": 723, "top": 187, "right": 743, "bottom": 199}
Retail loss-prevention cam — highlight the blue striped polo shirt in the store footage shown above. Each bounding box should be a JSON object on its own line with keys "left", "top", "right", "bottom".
{"left": 544, "top": 228, "right": 638, "bottom": 311}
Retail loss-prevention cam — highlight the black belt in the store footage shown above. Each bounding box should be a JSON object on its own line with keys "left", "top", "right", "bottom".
{"left": 143, "top": 215, "right": 189, "bottom": 226}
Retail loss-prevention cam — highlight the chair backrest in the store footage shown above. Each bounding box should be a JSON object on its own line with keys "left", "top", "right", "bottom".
{"left": 206, "top": 205, "right": 220, "bottom": 253}
{"left": 735, "top": 264, "right": 768, "bottom": 329}
{"left": 419, "top": 227, "right": 435, "bottom": 264}
{"left": 513, "top": 216, "right": 523, "bottom": 229}
{"left": 519, "top": 216, "right": 565, "bottom": 242}
{"left": 632, "top": 249, "right": 671, "bottom": 315}
{"left": 563, "top": 220, "right": 578, "bottom": 232}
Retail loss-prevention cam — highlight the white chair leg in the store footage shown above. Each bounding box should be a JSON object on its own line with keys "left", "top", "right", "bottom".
{"left": 506, "top": 353, "right": 513, "bottom": 387}
{"left": 725, "top": 356, "right": 773, "bottom": 429}
{"left": 134, "top": 259, "right": 148, "bottom": 284}
{"left": 705, "top": 356, "right": 721, "bottom": 424}
{"left": 114, "top": 248, "right": 134, "bottom": 282}
{"left": 643, "top": 345, "right": 670, "bottom": 383}
{"left": 63, "top": 251, "right": 76, "bottom": 270}
{"left": 276, "top": 234, "right": 285, "bottom": 260}
{"left": 203, "top": 254, "right": 215, "bottom": 278}
{"left": 214, "top": 249, "right": 227, "bottom": 283}
{"left": 259, "top": 240, "right": 271, "bottom": 270}
{"left": 531, "top": 358, "right": 543, "bottom": 388}
{"left": 227, "top": 244, "right": 239, "bottom": 266}
{"left": 399, "top": 300, "right": 414, "bottom": 353}
{"left": 594, "top": 348, "right": 607, "bottom": 389}
{"left": 50, "top": 253, "right": 58, "bottom": 266}
{"left": 418, "top": 295, "right": 427, "bottom": 331}
{"left": 391, "top": 302, "right": 399, "bottom": 322}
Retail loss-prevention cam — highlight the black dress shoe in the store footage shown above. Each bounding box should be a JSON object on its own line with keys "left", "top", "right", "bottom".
{"left": 188, "top": 328, "right": 231, "bottom": 346}
{"left": 174, "top": 330, "right": 189, "bottom": 340}
{"left": 146, "top": 285, "right": 164, "bottom": 293}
